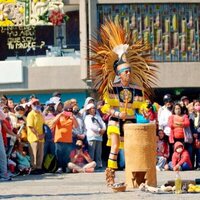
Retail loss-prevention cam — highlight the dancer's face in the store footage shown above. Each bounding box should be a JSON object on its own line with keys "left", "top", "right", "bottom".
{"left": 117, "top": 63, "right": 131, "bottom": 85}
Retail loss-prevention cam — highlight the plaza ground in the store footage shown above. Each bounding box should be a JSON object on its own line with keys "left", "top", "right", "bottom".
{"left": 0, "top": 170, "right": 200, "bottom": 200}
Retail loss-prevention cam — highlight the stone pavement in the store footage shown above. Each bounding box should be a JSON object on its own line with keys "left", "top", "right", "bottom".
{"left": 0, "top": 170, "right": 200, "bottom": 200}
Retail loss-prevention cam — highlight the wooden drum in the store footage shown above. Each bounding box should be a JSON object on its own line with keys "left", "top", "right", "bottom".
{"left": 124, "top": 123, "right": 157, "bottom": 188}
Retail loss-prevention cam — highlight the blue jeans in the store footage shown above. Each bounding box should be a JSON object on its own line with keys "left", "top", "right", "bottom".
{"left": 157, "top": 156, "right": 167, "bottom": 169}
{"left": 88, "top": 140, "right": 102, "bottom": 168}
{"left": 194, "top": 148, "right": 200, "bottom": 168}
{"left": 118, "top": 149, "right": 125, "bottom": 169}
{"left": 184, "top": 143, "right": 193, "bottom": 168}
{"left": 168, "top": 161, "right": 191, "bottom": 171}
{"left": 0, "top": 133, "right": 8, "bottom": 179}
{"left": 55, "top": 142, "right": 72, "bottom": 170}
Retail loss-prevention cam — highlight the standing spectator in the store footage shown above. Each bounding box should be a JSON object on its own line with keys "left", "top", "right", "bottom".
{"left": 168, "top": 103, "right": 190, "bottom": 143}
{"left": 13, "top": 105, "right": 27, "bottom": 142}
{"left": 84, "top": 103, "right": 106, "bottom": 169}
{"left": 164, "top": 141, "right": 192, "bottom": 171}
{"left": 1, "top": 105, "right": 18, "bottom": 156}
{"left": 54, "top": 101, "right": 63, "bottom": 115}
{"left": 72, "top": 104, "right": 86, "bottom": 146}
{"left": 52, "top": 103, "right": 78, "bottom": 173}
{"left": 7, "top": 98, "right": 15, "bottom": 113}
{"left": 189, "top": 100, "right": 200, "bottom": 170}
{"left": 80, "top": 97, "right": 95, "bottom": 119}
{"left": 156, "top": 129, "right": 169, "bottom": 171}
{"left": 0, "top": 106, "right": 12, "bottom": 181}
{"left": 158, "top": 94, "right": 173, "bottom": 160}
{"left": 20, "top": 97, "right": 28, "bottom": 104}
{"left": 168, "top": 103, "right": 193, "bottom": 162}
{"left": 180, "top": 96, "right": 189, "bottom": 115}
{"left": 70, "top": 98, "right": 78, "bottom": 108}
{"left": 29, "top": 94, "right": 37, "bottom": 101}
{"left": 27, "top": 98, "right": 45, "bottom": 174}
{"left": 49, "top": 91, "right": 61, "bottom": 104}
{"left": 0, "top": 95, "right": 8, "bottom": 106}
{"left": 43, "top": 104, "right": 56, "bottom": 157}
{"left": 52, "top": 91, "right": 61, "bottom": 99}
{"left": 68, "top": 139, "right": 96, "bottom": 173}
{"left": 158, "top": 94, "right": 173, "bottom": 137}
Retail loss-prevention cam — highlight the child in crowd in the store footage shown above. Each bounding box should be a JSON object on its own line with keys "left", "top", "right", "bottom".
{"left": 156, "top": 129, "right": 169, "bottom": 171}
{"left": 68, "top": 139, "right": 96, "bottom": 173}
{"left": 164, "top": 141, "right": 192, "bottom": 171}
{"left": 12, "top": 141, "right": 31, "bottom": 175}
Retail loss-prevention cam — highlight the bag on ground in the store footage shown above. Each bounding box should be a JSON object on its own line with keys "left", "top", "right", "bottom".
{"left": 43, "top": 154, "right": 58, "bottom": 173}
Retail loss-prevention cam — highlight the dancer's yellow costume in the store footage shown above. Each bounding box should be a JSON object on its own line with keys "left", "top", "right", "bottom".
{"left": 89, "top": 19, "right": 158, "bottom": 185}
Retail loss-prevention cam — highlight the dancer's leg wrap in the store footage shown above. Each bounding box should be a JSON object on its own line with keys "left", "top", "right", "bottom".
{"left": 105, "top": 167, "right": 115, "bottom": 186}
{"left": 108, "top": 158, "right": 118, "bottom": 169}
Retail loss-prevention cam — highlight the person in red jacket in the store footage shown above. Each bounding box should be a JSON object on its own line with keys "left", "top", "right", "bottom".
{"left": 164, "top": 141, "right": 192, "bottom": 171}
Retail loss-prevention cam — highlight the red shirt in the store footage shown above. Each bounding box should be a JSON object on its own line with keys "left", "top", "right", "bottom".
{"left": 70, "top": 149, "right": 91, "bottom": 166}
{"left": 157, "top": 139, "right": 170, "bottom": 158}
{"left": 168, "top": 114, "right": 190, "bottom": 142}
{"left": 2, "top": 119, "right": 12, "bottom": 146}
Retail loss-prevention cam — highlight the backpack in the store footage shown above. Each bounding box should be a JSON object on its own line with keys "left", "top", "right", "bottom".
{"left": 43, "top": 154, "right": 58, "bottom": 173}
{"left": 43, "top": 124, "right": 53, "bottom": 142}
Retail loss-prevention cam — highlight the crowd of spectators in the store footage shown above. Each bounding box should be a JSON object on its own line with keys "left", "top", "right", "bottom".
{"left": 0, "top": 92, "right": 199, "bottom": 182}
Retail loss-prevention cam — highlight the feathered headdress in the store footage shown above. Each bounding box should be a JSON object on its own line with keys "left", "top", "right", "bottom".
{"left": 89, "top": 19, "right": 158, "bottom": 99}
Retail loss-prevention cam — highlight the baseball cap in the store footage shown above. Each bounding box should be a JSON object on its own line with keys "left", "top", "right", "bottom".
{"left": 163, "top": 94, "right": 172, "bottom": 103}
{"left": 180, "top": 96, "right": 188, "bottom": 101}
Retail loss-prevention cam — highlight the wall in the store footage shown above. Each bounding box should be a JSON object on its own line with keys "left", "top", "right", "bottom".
{"left": 157, "top": 62, "right": 200, "bottom": 88}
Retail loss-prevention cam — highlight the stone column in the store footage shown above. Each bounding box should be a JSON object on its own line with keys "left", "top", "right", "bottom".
{"left": 80, "top": 0, "right": 88, "bottom": 80}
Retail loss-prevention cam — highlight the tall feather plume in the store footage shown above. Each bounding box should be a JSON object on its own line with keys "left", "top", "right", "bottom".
{"left": 89, "top": 19, "right": 158, "bottom": 99}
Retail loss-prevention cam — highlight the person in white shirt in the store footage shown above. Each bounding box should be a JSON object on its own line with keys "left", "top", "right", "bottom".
{"left": 84, "top": 103, "right": 106, "bottom": 169}
{"left": 158, "top": 94, "right": 173, "bottom": 137}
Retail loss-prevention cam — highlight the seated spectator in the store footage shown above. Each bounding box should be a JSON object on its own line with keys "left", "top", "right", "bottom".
{"left": 164, "top": 141, "right": 192, "bottom": 171}
{"left": 68, "top": 139, "right": 96, "bottom": 173}
{"left": 12, "top": 141, "right": 31, "bottom": 175}
{"left": 156, "top": 129, "right": 169, "bottom": 171}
